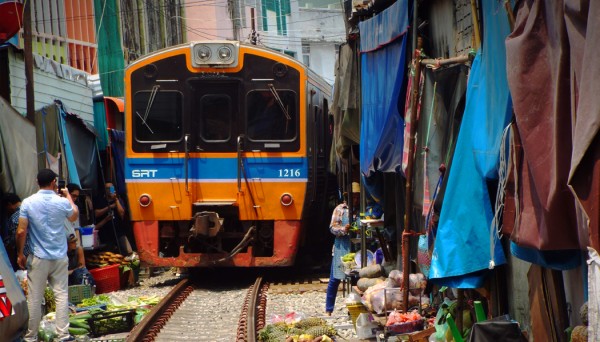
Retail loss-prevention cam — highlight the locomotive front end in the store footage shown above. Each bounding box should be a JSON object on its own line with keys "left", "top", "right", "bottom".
{"left": 124, "top": 41, "right": 332, "bottom": 268}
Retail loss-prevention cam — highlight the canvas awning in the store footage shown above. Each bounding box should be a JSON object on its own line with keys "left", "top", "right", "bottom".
{"left": 358, "top": 0, "right": 409, "bottom": 177}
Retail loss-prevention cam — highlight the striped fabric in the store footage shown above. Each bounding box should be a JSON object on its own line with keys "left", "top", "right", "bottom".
{"left": 0, "top": 274, "right": 14, "bottom": 319}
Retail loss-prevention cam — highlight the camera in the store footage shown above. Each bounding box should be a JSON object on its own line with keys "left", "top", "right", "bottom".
{"left": 58, "top": 180, "right": 66, "bottom": 192}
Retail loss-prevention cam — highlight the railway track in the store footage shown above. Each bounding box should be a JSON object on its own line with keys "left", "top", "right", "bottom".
{"left": 127, "top": 277, "right": 267, "bottom": 341}
{"left": 124, "top": 268, "right": 353, "bottom": 341}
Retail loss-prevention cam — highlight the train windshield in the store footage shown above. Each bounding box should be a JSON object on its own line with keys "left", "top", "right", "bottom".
{"left": 246, "top": 90, "right": 297, "bottom": 141}
{"left": 199, "top": 95, "right": 231, "bottom": 142}
{"left": 133, "top": 89, "right": 183, "bottom": 142}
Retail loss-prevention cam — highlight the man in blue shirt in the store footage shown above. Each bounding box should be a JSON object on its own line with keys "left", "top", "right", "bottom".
{"left": 16, "top": 169, "right": 79, "bottom": 342}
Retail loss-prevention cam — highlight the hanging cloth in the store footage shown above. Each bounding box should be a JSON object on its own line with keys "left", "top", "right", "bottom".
{"left": 429, "top": 0, "right": 512, "bottom": 288}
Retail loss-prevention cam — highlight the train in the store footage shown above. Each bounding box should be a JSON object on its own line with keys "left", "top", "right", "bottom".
{"left": 124, "top": 41, "right": 336, "bottom": 268}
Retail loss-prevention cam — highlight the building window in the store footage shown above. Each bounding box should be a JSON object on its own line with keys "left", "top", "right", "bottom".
{"left": 303, "top": 55, "right": 310, "bottom": 67}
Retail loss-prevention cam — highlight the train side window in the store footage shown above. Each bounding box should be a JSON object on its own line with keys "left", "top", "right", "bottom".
{"left": 246, "top": 90, "right": 297, "bottom": 141}
{"left": 199, "top": 95, "right": 231, "bottom": 142}
{"left": 133, "top": 90, "right": 183, "bottom": 142}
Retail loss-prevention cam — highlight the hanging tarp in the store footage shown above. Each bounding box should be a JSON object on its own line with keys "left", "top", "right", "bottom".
{"left": 35, "top": 104, "right": 63, "bottom": 173}
{"left": 503, "top": 0, "right": 587, "bottom": 267}
{"left": 412, "top": 65, "right": 468, "bottom": 216}
{"left": 429, "top": 0, "right": 512, "bottom": 288}
{"left": 93, "top": 99, "right": 108, "bottom": 151}
{"left": 568, "top": 1, "right": 600, "bottom": 253}
{"left": 0, "top": 97, "right": 37, "bottom": 197}
{"left": 64, "top": 113, "right": 99, "bottom": 191}
{"left": 57, "top": 105, "right": 81, "bottom": 187}
{"left": 330, "top": 42, "right": 360, "bottom": 168}
{"left": 359, "top": 0, "right": 408, "bottom": 177}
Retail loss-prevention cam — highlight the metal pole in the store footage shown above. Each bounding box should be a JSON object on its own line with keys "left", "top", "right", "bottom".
{"left": 402, "top": 35, "right": 423, "bottom": 312}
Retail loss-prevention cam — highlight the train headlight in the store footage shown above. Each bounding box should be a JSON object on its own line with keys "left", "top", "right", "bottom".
{"left": 217, "top": 46, "right": 232, "bottom": 61}
{"left": 196, "top": 45, "right": 211, "bottom": 62}
{"left": 280, "top": 193, "right": 293, "bottom": 206}
{"left": 191, "top": 41, "right": 239, "bottom": 67}
{"left": 139, "top": 194, "right": 152, "bottom": 207}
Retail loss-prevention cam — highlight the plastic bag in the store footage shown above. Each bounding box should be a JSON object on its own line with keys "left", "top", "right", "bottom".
{"left": 345, "top": 292, "right": 362, "bottom": 305}
{"left": 38, "top": 319, "right": 57, "bottom": 342}
{"left": 355, "top": 312, "right": 378, "bottom": 339}
{"left": 433, "top": 299, "right": 455, "bottom": 341}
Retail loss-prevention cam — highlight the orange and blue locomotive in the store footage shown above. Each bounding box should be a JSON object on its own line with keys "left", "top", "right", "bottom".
{"left": 124, "top": 41, "right": 334, "bottom": 267}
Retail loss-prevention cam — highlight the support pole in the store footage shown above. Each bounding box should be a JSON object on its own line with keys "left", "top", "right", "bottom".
{"left": 402, "top": 37, "right": 423, "bottom": 312}
{"left": 470, "top": 0, "right": 481, "bottom": 50}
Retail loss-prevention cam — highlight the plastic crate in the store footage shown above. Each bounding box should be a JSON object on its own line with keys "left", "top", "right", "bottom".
{"left": 88, "top": 309, "right": 135, "bottom": 337}
{"left": 68, "top": 284, "right": 95, "bottom": 304}
{"left": 89, "top": 264, "right": 121, "bottom": 294}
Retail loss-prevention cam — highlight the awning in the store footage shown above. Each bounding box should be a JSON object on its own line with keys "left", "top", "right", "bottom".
{"left": 359, "top": 0, "right": 409, "bottom": 177}
{"left": 104, "top": 96, "right": 124, "bottom": 129}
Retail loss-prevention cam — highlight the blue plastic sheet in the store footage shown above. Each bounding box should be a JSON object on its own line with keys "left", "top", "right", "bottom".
{"left": 429, "top": 1, "right": 512, "bottom": 288}
{"left": 58, "top": 106, "right": 81, "bottom": 187}
{"left": 359, "top": 0, "right": 408, "bottom": 177}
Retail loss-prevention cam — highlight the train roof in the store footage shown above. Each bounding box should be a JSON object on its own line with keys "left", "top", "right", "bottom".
{"left": 126, "top": 41, "right": 332, "bottom": 95}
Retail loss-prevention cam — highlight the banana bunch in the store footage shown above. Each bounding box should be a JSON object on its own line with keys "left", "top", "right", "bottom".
{"left": 341, "top": 252, "right": 356, "bottom": 262}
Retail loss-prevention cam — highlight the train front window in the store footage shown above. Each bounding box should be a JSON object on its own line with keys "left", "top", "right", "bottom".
{"left": 246, "top": 90, "right": 297, "bottom": 141}
{"left": 133, "top": 90, "right": 183, "bottom": 142}
{"left": 199, "top": 95, "right": 231, "bottom": 142}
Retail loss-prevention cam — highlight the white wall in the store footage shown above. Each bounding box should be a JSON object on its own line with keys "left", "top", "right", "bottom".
{"left": 8, "top": 48, "right": 94, "bottom": 124}
{"left": 296, "top": 8, "right": 345, "bottom": 85}
{"left": 307, "top": 43, "right": 336, "bottom": 84}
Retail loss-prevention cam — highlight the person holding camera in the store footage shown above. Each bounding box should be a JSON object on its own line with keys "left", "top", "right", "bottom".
{"left": 93, "top": 182, "right": 132, "bottom": 255}
{"left": 16, "top": 169, "right": 79, "bottom": 342}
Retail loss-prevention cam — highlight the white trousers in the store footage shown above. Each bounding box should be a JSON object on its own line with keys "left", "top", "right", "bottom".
{"left": 24, "top": 255, "right": 69, "bottom": 341}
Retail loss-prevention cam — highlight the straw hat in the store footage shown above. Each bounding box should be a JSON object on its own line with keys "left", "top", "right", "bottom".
{"left": 351, "top": 182, "right": 360, "bottom": 193}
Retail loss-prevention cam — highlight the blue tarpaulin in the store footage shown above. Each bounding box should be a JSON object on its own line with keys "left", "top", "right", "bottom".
{"left": 429, "top": 0, "right": 512, "bottom": 288}
{"left": 359, "top": 0, "right": 408, "bottom": 177}
{"left": 57, "top": 106, "right": 81, "bottom": 187}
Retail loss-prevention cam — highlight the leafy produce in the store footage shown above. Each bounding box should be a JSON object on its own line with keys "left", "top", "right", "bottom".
{"left": 77, "top": 294, "right": 111, "bottom": 308}
{"left": 43, "top": 287, "right": 55, "bottom": 313}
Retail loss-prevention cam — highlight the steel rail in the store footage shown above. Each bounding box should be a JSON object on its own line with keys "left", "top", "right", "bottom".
{"left": 127, "top": 278, "right": 192, "bottom": 342}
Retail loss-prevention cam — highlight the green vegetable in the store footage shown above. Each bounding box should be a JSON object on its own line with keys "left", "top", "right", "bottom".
{"left": 70, "top": 313, "right": 92, "bottom": 320}
{"left": 69, "top": 327, "right": 90, "bottom": 336}
{"left": 69, "top": 319, "right": 90, "bottom": 330}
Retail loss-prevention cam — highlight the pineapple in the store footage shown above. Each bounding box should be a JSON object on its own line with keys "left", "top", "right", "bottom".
{"left": 294, "top": 317, "right": 325, "bottom": 329}
{"left": 305, "top": 325, "right": 336, "bottom": 337}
